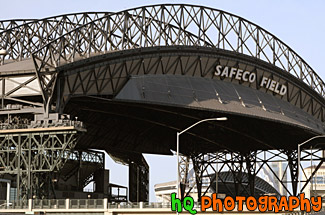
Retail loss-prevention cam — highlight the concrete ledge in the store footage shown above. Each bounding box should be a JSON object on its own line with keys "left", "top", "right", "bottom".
{"left": 0, "top": 126, "right": 81, "bottom": 134}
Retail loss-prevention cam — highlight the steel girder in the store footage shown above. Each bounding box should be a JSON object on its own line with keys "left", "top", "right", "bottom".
{"left": 26, "top": 4, "right": 325, "bottom": 110}
{"left": 128, "top": 155, "right": 149, "bottom": 202}
{"left": 0, "top": 129, "right": 81, "bottom": 200}
{"left": 178, "top": 152, "right": 260, "bottom": 201}
{"left": 1, "top": 5, "right": 325, "bottom": 201}
{"left": 179, "top": 149, "right": 325, "bottom": 201}
{"left": 0, "top": 12, "right": 111, "bottom": 64}
{"left": 245, "top": 151, "right": 257, "bottom": 196}
{"left": 64, "top": 150, "right": 105, "bottom": 189}
{"left": 283, "top": 150, "right": 299, "bottom": 195}
{"left": 0, "top": 11, "right": 202, "bottom": 110}
{"left": 0, "top": 75, "right": 43, "bottom": 108}
{"left": 178, "top": 153, "right": 219, "bottom": 201}
{"left": 179, "top": 155, "right": 190, "bottom": 199}
{"left": 56, "top": 47, "right": 325, "bottom": 126}
{"left": 0, "top": 12, "right": 112, "bottom": 108}
{"left": 0, "top": 19, "right": 36, "bottom": 32}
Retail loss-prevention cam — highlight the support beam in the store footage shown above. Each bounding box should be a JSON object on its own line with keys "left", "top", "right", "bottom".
{"left": 285, "top": 150, "right": 299, "bottom": 196}
{"left": 0, "top": 127, "right": 82, "bottom": 200}
{"left": 245, "top": 151, "right": 257, "bottom": 196}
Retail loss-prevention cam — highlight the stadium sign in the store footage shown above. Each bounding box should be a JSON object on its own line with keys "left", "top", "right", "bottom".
{"left": 215, "top": 65, "right": 287, "bottom": 96}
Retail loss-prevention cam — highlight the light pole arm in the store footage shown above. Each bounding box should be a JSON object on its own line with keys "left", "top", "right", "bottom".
{"left": 298, "top": 135, "right": 325, "bottom": 148}
{"left": 298, "top": 135, "right": 325, "bottom": 194}
{"left": 178, "top": 117, "right": 227, "bottom": 135}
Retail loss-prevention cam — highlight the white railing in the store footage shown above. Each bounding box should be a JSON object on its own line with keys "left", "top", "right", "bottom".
{"left": 0, "top": 199, "right": 172, "bottom": 210}
{"left": 0, "top": 198, "right": 322, "bottom": 214}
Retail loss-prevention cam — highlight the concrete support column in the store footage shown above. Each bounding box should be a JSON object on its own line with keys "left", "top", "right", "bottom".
{"left": 66, "top": 199, "right": 70, "bottom": 209}
{"left": 103, "top": 198, "right": 108, "bottom": 209}
{"left": 6, "top": 182, "right": 10, "bottom": 203}
{"left": 28, "top": 199, "right": 32, "bottom": 211}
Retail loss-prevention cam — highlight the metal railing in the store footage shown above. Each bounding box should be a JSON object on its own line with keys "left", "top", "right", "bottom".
{"left": 0, "top": 199, "right": 28, "bottom": 209}
{"left": 0, "top": 119, "right": 84, "bottom": 130}
{"left": 0, "top": 198, "right": 323, "bottom": 213}
{"left": 70, "top": 199, "right": 104, "bottom": 209}
{"left": 33, "top": 199, "right": 66, "bottom": 209}
{"left": 0, "top": 199, "right": 172, "bottom": 210}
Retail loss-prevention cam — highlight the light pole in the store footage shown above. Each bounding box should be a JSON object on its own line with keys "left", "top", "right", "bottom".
{"left": 298, "top": 135, "right": 325, "bottom": 194}
{"left": 176, "top": 117, "right": 227, "bottom": 200}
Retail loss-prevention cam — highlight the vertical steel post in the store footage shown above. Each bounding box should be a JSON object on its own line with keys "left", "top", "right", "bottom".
{"left": 176, "top": 132, "right": 180, "bottom": 200}
{"left": 2, "top": 78, "right": 5, "bottom": 109}
{"left": 298, "top": 144, "right": 301, "bottom": 193}
{"left": 215, "top": 160, "right": 218, "bottom": 194}
{"left": 17, "top": 135, "right": 21, "bottom": 201}
{"left": 28, "top": 134, "right": 31, "bottom": 199}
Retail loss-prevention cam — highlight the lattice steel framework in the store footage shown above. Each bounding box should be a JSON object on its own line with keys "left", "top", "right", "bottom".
{"left": 0, "top": 129, "right": 81, "bottom": 200}
{"left": 179, "top": 149, "right": 325, "bottom": 200}
{"left": 0, "top": 76, "right": 43, "bottom": 108}
{"left": 64, "top": 150, "right": 105, "bottom": 189}
{"left": 0, "top": 19, "right": 35, "bottom": 32}
{"left": 27, "top": 4, "right": 325, "bottom": 109}
{"left": 0, "top": 5, "right": 323, "bottom": 117}
{"left": 1, "top": 4, "right": 325, "bottom": 201}
{"left": 53, "top": 47, "right": 325, "bottom": 127}
{"left": 0, "top": 12, "right": 111, "bottom": 64}
{"left": 0, "top": 12, "right": 112, "bottom": 108}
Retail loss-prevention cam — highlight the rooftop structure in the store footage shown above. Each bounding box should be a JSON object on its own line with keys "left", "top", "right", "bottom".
{"left": 0, "top": 4, "right": 324, "bottom": 202}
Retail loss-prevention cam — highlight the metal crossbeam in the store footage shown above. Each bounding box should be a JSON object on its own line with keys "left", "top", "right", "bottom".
{"left": 0, "top": 128, "right": 81, "bottom": 200}
{"left": 0, "top": 19, "right": 36, "bottom": 32}
{"left": 0, "top": 5, "right": 323, "bottom": 118}
{"left": 27, "top": 4, "right": 325, "bottom": 108}
{"left": 54, "top": 49, "right": 325, "bottom": 124}
{"left": 179, "top": 149, "right": 325, "bottom": 200}
{"left": 0, "top": 12, "right": 111, "bottom": 64}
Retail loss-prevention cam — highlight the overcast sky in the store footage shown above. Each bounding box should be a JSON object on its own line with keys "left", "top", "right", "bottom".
{"left": 1, "top": 0, "right": 325, "bottom": 202}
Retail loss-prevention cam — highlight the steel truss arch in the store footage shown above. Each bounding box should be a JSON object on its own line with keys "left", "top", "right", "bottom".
{"left": 0, "top": 19, "right": 36, "bottom": 32}
{"left": 0, "top": 9, "right": 208, "bottom": 66}
{"left": 29, "top": 4, "right": 325, "bottom": 109}
{"left": 0, "top": 12, "right": 112, "bottom": 63}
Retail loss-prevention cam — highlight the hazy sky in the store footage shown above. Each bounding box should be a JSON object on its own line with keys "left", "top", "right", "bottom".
{"left": 1, "top": 0, "right": 325, "bottom": 202}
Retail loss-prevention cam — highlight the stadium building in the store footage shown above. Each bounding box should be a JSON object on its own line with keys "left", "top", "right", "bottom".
{"left": 0, "top": 4, "right": 324, "bottom": 202}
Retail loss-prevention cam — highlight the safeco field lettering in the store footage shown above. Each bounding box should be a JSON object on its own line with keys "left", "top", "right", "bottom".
{"left": 215, "top": 65, "right": 287, "bottom": 96}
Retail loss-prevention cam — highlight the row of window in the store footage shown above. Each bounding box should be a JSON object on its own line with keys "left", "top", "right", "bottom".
{"left": 311, "top": 176, "right": 325, "bottom": 184}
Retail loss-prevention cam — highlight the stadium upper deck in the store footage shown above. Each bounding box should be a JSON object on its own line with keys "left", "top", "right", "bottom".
{"left": 0, "top": 4, "right": 324, "bottom": 154}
